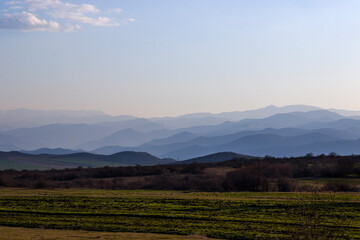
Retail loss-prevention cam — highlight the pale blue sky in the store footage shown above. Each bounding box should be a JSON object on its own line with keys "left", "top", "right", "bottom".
{"left": 1, "top": 0, "right": 360, "bottom": 117}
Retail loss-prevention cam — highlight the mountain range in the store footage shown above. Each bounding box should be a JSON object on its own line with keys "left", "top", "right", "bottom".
{"left": 1, "top": 105, "right": 360, "bottom": 169}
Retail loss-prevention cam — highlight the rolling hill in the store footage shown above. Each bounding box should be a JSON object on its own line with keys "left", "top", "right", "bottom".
{"left": 176, "top": 152, "right": 254, "bottom": 164}
{"left": 0, "top": 151, "right": 175, "bottom": 170}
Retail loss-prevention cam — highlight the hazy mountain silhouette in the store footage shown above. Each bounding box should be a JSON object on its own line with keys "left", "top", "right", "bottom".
{"left": 0, "top": 118, "right": 167, "bottom": 150}
{"left": 151, "top": 116, "right": 228, "bottom": 129}
{"left": 157, "top": 132, "right": 343, "bottom": 159}
{"left": 4, "top": 124, "right": 113, "bottom": 150}
{"left": 179, "top": 110, "right": 343, "bottom": 136}
{"left": 153, "top": 105, "right": 322, "bottom": 128}
{"left": 0, "top": 109, "right": 136, "bottom": 131}
{"left": 90, "top": 127, "right": 355, "bottom": 158}
{"left": 1, "top": 105, "right": 357, "bottom": 132}
{"left": 301, "top": 119, "right": 360, "bottom": 130}
{"left": 94, "top": 118, "right": 165, "bottom": 132}
{"left": 219, "top": 132, "right": 340, "bottom": 151}
{"left": 143, "top": 131, "right": 198, "bottom": 146}
{"left": 0, "top": 105, "right": 336, "bottom": 132}
{"left": 79, "top": 128, "right": 179, "bottom": 150}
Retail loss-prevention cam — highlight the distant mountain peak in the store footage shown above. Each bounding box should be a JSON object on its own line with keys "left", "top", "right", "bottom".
{"left": 263, "top": 105, "right": 278, "bottom": 109}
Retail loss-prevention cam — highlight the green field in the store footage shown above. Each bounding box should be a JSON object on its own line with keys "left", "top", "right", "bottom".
{"left": 0, "top": 189, "right": 359, "bottom": 239}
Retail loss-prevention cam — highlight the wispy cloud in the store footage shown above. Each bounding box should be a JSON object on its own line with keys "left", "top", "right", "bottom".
{"left": 0, "top": 11, "right": 59, "bottom": 31}
{"left": 0, "top": 0, "right": 134, "bottom": 32}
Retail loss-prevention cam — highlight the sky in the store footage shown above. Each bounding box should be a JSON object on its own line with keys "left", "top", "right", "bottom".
{"left": 1, "top": 0, "right": 360, "bottom": 117}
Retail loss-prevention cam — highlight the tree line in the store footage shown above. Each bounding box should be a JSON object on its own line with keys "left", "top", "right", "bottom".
{"left": 0, "top": 154, "right": 359, "bottom": 192}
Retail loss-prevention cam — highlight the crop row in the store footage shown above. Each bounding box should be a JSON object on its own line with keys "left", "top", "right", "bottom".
{"left": 0, "top": 195, "right": 359, "bottom": 239}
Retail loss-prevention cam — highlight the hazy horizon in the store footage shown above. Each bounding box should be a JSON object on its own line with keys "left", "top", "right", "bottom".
{"left": 1, "top": 103, "right": 360, "bottom": 119}
{"left": 2, "top": 1, "right": 360, "bottom": 117}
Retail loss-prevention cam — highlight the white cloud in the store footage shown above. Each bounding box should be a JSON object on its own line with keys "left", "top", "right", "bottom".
{"left": 0, "top": 0, "right": 133, "bottom": 32}
{"left": 25, "top": 0, "right": 120, "bottom": 27}
{"left": 0, "top": 11, "right": 59, "bottom": 31}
